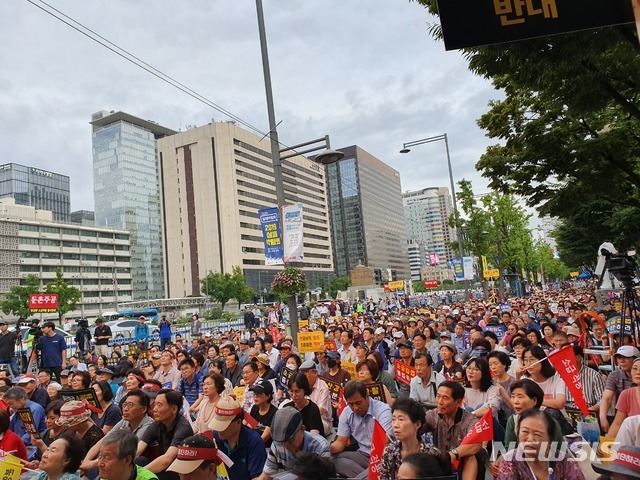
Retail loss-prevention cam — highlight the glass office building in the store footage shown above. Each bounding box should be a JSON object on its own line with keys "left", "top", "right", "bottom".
{"left": 91, "top": 110, "right": 176, "bottom": 300}
{"left": 0, "top": 163, "right": 70, "bottom": 221}
{"left": 326, "top": 146, "right": 410, "bottom": 281}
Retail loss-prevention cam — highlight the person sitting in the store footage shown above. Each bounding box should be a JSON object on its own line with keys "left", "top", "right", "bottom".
{"left": 330, "top": 380, "right": 393, "bottom": 478}
{"left": 396, "top": 451, "right": 453, "bottom": 480}
{"left": 5, "top": 386, "right": 47, "bottom": 446}
{"left": 283, "top": 373, "right": 325, "bottom": 436}
{"left": 33, "top": 431, "right": 86, "bottom": 480}
{"left": 98, "top": 430, "right": 157, "bottom": 480}
{"left": 56, "top": 400, "right": 104, "bottom": 454}
{"left": 287, "top": 452, "right": 337, "bottom": 480}
{"left": 166, "top": 434, "right": 221, "bottom": 479}
{"left": 498, "top": 409, "right": 585, "bottom": 480}
{"left": 257, "top": 408, "right": 330, "bottom": 480}
{"left": 423, "top": 381, "right": 482, "bottom": 480}
{"left": 0, "top": 408, "right": 27, "bottom": 460}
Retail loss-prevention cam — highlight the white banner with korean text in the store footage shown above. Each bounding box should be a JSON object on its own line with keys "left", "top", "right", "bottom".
{"left": 283, "top": 203, "right": 304, "bottom": 263}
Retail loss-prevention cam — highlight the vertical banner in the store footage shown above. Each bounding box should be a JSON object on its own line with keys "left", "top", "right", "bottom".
{"left": 283, "top": 203, "right": 304, "bottom": 262}
{"left": 547, "top": 345, "right": 590, "bottom": 416}
{"left": 368, "top": 419, "right": 386, "bottom": 480}
{"left": 451, "top": 257, "right": 464, "bottom": 281}
{"left": 258, "top": 207, "right": 284, "bottom": 266}
{"left": 463, "top": 256, "right": 475, "bottom": 280}
{"left": 429, "top": 252, "right": 439, "bottom": 266}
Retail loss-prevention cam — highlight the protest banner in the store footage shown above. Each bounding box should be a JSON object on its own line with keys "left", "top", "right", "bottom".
{"left": 16, "top": 409, "right": 40, "bottom": 439}
{"left": 297, "top": 331, "right": 324, "bottom": 353}
{"left": 394, "top": 361, "right": 417, "bottom": 386}
{"left": 368, "top": 419, "right": 386, "bottom": 480}
{"left": 547, "top": 345, "right": 589, "bottom": 416}
{"left": 366, "top": 382, "right": 386, "bottom": 403}
{"left": 59, "top": 388, "right": 102, "bottom": 412}
{"left": 279, "top": 366, "right": 295, "bottom": 389}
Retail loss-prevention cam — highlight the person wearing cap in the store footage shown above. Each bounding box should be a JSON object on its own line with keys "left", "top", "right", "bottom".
{"left": 5, "top": 386, "right": 47, "bottom": 445}
{"left": 248, "top": 378, "right": 277, "bottom": 446}
{"left": 208, "top": 395, "right": 266, "bottom": 480}
{"left": 56, "top": 400, "right": 105, "bottom": 453}
{"left": 255, "top": 353, "right": 276, "bottom": 381}
{"left": 166, "top": 434, "right": 221, "bottom": 480}
{"left": 300, "top": 360, "right": 332, "bottom": 436}
{"left": 330, "top": 380, "right": 393, "bottom": 478}
{"left": 396, "top": 339, "right": 416, "bottom": 398}
{"left": 81, "top": 390, "right": 154, "bottom": 473}
{"left": 592, "top": 444, "right": 640, "bottom": 479}
{"left": 608, "top": 356, "right": 640, "bottom": 439}
{"left": 0, "top": 320, "right": 19, "bottom": 377}
{"left": 18, "top": 372, "right": 50, "bottom": 409}
{"left": 237, "top": 338, "right": 251, "bottom": 367}
{"left": 98, "top": 430, "right": 157, "bottom": 480}
{"left": 257, "top": 408, "right": 330, "bottom": 480}
{"left": 434, "top": 341, "right": 464, "bottom": 381}
{"left": 320, "top": 350, "right": 351, "bottom": 400}
{"left": 136, "top": 390, "right": 194, "bottom": 480}
{"left": 135, "top": 316, "right": 150, "bottom": 351}
{"left": 600, "top": 345, "right": 640, "bottom": 434}
{"left": 94, "top": 318, "right": 112, "bottom": 358}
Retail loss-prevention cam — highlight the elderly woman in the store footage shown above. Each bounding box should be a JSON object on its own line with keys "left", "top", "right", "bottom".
{"left": 47, "top": 382, "right": 63, "bottom": 401}
{"left": 56, "top": 401, "right": 104, "bottom": 453}
{"left": 193, "top": 372, "right": 225, "bottom": 434}
{"left": 114, "top": 368, "right": 146, "bottom": 405}
{"left": 33, "top": 431, "right": 86, "bottom": 480}
{"left": 69, "top": 371, "right": 91, "bottom": 391}
{"left": 32, "top": 400, "right": 66, "bottom": 454}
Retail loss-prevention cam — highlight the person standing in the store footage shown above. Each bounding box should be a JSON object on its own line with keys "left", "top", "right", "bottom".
{"left": 243, "top": 307, "right": 255, "bottom": 331}
{"left": 190, "top": 314, "right": 201, "bottom": 339}
{"left": 94, "top": 318, "right": 112, "bottom": 358}
{"left": 0, "top": 320, "right": 19, "bottom": 376}
{"left": 159, "top": 315, "right": 172, "bottom": 350}
{"left": 75, "top": 320, "right": 92, "bottom": 354}
{"left": 134, "top": 316, "right": 150, "bottom": 351}
{"left": 39, "top": 321, "right": 67, "bottom": 382}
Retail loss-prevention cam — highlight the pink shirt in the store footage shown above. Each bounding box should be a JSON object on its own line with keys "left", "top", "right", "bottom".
{"left": 616, "top": 386, "right": 640, "bottom": 417}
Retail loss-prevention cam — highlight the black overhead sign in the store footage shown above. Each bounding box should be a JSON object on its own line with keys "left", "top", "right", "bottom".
{"left": 436, "top": 0, "right": 634, "bottom": 50}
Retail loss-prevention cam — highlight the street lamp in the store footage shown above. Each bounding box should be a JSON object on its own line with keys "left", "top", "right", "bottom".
{"left": 280, "top": 136, "right": 344, "bottom": 165}
{"left": 399, "top": 133, "right": 469, "bottom": 300}
{"left": 255, "top": 0, "right": 344, "bottom": 344}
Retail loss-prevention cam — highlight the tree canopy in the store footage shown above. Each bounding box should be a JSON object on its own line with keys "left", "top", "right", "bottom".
{"left": 201, "top": 266, "right": 253, "bottom": 310}
{"left": 46, "top": 267, "right": 82, "bottom": 323}
{"left": 417, "top": 0, "right": 640, "bottom": 265}
{"left": 0, "top": 274, "right": 40, "bottom": 319}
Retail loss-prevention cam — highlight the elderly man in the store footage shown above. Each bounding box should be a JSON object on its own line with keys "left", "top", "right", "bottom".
{"left": 300, "top": 360, "right": 332, "bottom": 435}
{"left": 98, "top": 430, "right": 157, "bottom": 480}
{"left": 257, "top": 408, "right": 330, "bottom": 480}
{"left": 17, "top": 373, "right": 49, "bottom": 409}
{"left": 330, "top": 380, "right": 393, "bottom": 478}
{"left": 410, "top": 352, "right": 445, "bottom": 408}
{"left": 136, "top": 390, "right": 193, "bottom": 480}
{"left": 5, "top": 386, "right": 47, "bottom": 446}
{"left": 208, "top": 396, "right": 266, "bottom": 480}
{"left": 240, "top": 361, "right": 260, "bottom": 412}
{"left": 167, "top": 434, "right": 221, "bottom": 480}
{"left": 154, "top": 350, "right": 181, "bottom": 390}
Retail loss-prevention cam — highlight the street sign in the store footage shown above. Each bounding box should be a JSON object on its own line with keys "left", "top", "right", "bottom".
{"left": 29, "top": 293, "right": 59, "bottom": 313}
{"left": 423, "top": 280, "right": 439, "bottom": 289}
{"left": 436, "top": 0, "right": 634, "bottom": 50}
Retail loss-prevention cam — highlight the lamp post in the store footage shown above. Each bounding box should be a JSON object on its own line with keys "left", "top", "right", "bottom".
{"left": 399, "top": 133, "right": 469, "bottom": 301}
{"left": 255, "top": 0, "right": 344, "bottom": 344}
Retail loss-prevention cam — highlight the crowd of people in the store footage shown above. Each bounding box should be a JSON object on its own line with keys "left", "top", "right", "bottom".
{"left": 0, "top": 288, "right": 639, "bottom": 480}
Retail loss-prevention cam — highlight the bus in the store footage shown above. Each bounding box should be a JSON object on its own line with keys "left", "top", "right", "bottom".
{"left": 117, "top": 308, "right": 159, "bottom": 324}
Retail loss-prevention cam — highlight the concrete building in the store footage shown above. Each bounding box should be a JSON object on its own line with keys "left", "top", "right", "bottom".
{"left": 91, "top": 110, "right": 176, "bottom": 301}
{"left": 326, "top": 146, "right": 410, "bottom": 282}
{"left": 0, "top": 163, "right": 70, "bottom": 222}
{"left": 403, "top": 187, "right": 456, "bottom": 280}
{"left": 70, "top": 210, "right": 95, "bottom": 226}
{"left": 156, "top": 121, "right": 334, "bottom": 298}
{"left": 0, "top": 198, "right": 132, "bottom": 319}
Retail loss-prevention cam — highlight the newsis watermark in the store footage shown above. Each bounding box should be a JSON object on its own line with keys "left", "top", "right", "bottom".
{"left": 490, "top": 440, "right": 620, "bottom": 462}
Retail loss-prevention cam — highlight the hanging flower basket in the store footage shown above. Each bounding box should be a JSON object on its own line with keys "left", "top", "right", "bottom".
{"left": 271, "top": 267, "right": 308, "bottom": 297}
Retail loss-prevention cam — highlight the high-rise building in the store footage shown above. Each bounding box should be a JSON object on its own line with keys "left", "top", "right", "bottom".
{"left": 91, "top": 110, "right": 176, "bottom": 301}
{"left": 156, "top": 121, "right": 334, "bottom": 298}
{"left": 0, "top": 163, "right": 70, "bottom": 222}
{"left": 403, "top": 187, "right": 455, "bottom": 280}
{"left": 70, "top": 210, "right": 95, "bottom": 226}
{"left": 326, "top": 146, "right": 410, "bottom": 282}
{"left": 0, "top": 198, "right": 132, "bottom": 318}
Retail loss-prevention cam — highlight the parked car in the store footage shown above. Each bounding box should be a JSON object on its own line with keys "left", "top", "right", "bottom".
{"left": 105, "top": 319, "right": 160, "bottom": 339}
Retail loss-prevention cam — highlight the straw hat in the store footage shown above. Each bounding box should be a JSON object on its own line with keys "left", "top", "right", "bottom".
{"left": 256, "top": 353, "right": 270, "bottom": 367}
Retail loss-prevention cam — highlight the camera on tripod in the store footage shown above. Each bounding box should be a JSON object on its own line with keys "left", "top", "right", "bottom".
{"left": 602, "top": 248, "right": 639, "bottom": 286}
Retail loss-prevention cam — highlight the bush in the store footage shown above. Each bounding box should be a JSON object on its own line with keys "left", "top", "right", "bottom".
{"left": 205, "top": 308, "right": 224, "bottom": 320}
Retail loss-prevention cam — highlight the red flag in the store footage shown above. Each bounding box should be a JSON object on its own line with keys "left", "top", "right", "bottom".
{"left": 244, "top": 410, "right": 258, "bottom": 429}
{"left": 337, "top": 387, "right": 346, "bottom": 417}
{"left": 576, "top": 332, "right": 586, "bottom": 348}
{"left": 460, "top": 408, "right": 494, "bottom": 446}
{"left": 547, "top": 345, "right": 589, "bottom": 416}
{"left": 368, "top": 419, "right": 386, "bottom": 480}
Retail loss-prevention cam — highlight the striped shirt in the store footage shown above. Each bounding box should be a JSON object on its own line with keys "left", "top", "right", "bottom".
{"left": 565, "top": 365, "right": 606, "bottom": 409}
{"left": 263, "top": 431, "right": 330, "bottom": 476}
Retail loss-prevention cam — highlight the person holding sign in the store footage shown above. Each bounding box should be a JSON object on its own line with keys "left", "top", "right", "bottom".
{"left": 284, "top": 373, "right": 324, "bottom": 436}
{"left": 5, "top": 386, "right": 47, "bottom": 446}
{"left": 356, "top": 359, "right": 394, "bottom": 406}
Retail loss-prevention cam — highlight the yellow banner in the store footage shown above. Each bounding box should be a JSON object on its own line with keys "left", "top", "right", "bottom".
{"left": 297, "top": 331, "right": 325, "bottom": 353}
{"left": 298, "top": 319, "right": 309, "bottom": 328}
{"left": 570, "top": 271, "right": 579, "bottom": 278}
{"left": 342, "top": 361, "right": 357, "bottom": 378}
{"left": 483, "top": 269, "right": 499, "bottom": 280}
{"left": 388, "top": 280, "right": 405, "bottom": 291}
{"left": 481, "top": 255, "right": 488, "bottom": 272}
{"left": 233, "top": 386, "right": 245, "bottom": 405}
{"left": 0, "top": 457, "right": 22, "bottom": 480}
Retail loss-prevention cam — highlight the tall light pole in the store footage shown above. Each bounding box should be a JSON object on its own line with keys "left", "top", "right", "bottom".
{"left": 400, "top": 133, "right": 469, "bottom": 301}
{"left": 255, "top": 0, "right": 344, "bottom": 344}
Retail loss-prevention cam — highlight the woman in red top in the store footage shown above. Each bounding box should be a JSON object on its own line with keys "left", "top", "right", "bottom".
{"left": 0, "top": 408, "right": 27, "bottom": 460}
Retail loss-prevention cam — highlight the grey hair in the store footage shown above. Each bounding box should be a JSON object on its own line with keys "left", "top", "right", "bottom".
{"left": 101, "top": 430, "right": 138, "bottom": 460}
{"left": 4, "top": 387, "right": 27, "bottom": 401}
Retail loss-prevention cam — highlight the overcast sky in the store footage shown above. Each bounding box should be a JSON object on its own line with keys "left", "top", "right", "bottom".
{"left": 0, "top": 0, "right": 500, "bottom": 212}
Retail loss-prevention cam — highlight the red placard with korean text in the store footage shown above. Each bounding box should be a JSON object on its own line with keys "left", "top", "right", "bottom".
{"left": 547, "top": 345, "right": 589, "bottom": 416}
{"left": 29, "top": 293, "right": 58, "bottom": 313}
{"left": 394, "top": 361, "right": 417, "bottom": 386}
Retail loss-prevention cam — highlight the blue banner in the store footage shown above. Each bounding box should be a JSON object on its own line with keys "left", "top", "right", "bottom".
{"left": 451, "top": 257, "right": 464, "bottom": 281}
{"left": 258, "top": 207, "right": 284, "bottom": 266}
{"left": 482, "top": 324, "right": 506, "bottom": 341}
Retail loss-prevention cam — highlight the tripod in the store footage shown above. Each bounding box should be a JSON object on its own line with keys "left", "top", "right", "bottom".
{"left": 616, "top": 283, "right": 640, "bottom": 347}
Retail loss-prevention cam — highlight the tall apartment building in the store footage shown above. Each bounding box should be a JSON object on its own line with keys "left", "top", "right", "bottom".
{"left": 0, "top": 198, "right": 132, "bottom": 319}
{"left": 156, "top": 121, "right": 334, "bottom": 298}
{"left": 403, "top": 187, "right": 456, "bottom": 280}
{"left": 0, "top": 163, "right": 70, "bottom": 222}
{"left": 326, "top": 146, "right": 410, "bottom": 282}
{"left": 91, "top": 110, "right": 176, "bottom": 301}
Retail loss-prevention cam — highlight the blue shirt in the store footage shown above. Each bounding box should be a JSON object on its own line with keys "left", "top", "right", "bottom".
{"left": 263, "top": 431, "right": 329, "bottom": 476}
{"left": 10, "top": 400, "right": 47, "bottom": 445}
{"left": 337, "top": 398, "right": 394, "bottom": 455}
{"left": 214, "top": 426, "right": 266, "bottom": 480}
{"left": 178, "top": 373, "right": 203, "bottom": 406}
{"left": 159, "top": 321, "right": 172, "bottom": 340}
{"left": 134, "top": 323, "right": 149, "bottom": 343}
{"left": 39, "top": 333, "right": 67, "bottom": 368}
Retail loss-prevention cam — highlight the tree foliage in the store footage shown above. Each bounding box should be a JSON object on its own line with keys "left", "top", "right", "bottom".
{"left": 201, "top": 266, "right": 253, "bottom": 310}
{"left": 328, "top": 276, "right": 351, "bottom": 299}
{"left": 45, "top": 267, "right": 82, "bottom": 323}
{"left": 416, "top": 0, "right": 640, "bottom": 266}
{"left": 0, "top": 274, "right": 40, "bottom": 318}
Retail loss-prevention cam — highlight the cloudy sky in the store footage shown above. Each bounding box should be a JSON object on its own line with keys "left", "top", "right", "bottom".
{"left": 1, "top": 0, "right": 500, "bottom": 212}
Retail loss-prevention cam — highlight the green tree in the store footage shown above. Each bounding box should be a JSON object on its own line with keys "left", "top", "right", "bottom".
{"left": 328, "top": 276, "right": 351, "bottom": 299}
{"left": 412, "top": 280, "right": 427, "bottom": 293}
{"left": 0, "top": 274, "right": 40, "bottom": 318}
{"left": 201, "top": 266, "right": 253, "bottom": 310}
{"left": 45, "top": 267, "right": 82, "bottom": 324}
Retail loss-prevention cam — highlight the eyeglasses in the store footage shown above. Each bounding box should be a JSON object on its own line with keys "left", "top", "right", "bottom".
{"left": 122, "top": 402, "right": 141, "bottom": 409}
{"left": 466, "top": 368, "right": 480, "bottom": 373}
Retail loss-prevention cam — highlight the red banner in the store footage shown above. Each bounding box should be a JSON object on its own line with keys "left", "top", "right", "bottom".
{"left": 29, "top": 293, "right": 58, "bottom": 313}
{"left": 243, "top": 410, "right": 258, "bottom": 429}
{"left": 368, "top": 419, "right": 386, "bottom": 480}
{"left": 547, "top": 345, "right": 589, "bottom": 416}
{"left": 461, "top": 408, "right": 494, "bottom": 446}
{"left": 337, "top": 387, "right": 346, "bottom": 417}
{"left": 324, "top": 339, "right": 337, "bottom": 351}
{"left": 394, "top": 361, "right": 417, "bottom": 386}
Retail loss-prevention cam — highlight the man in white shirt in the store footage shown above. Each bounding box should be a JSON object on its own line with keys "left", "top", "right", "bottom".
{"left": 410, "top": 353, "right": 445, "bottom": 408}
